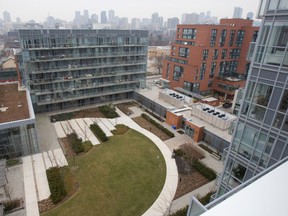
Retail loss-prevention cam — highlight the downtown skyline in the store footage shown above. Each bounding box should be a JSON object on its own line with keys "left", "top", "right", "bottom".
{"left": 1, "top": 0, "right": 259, "bottom": 22}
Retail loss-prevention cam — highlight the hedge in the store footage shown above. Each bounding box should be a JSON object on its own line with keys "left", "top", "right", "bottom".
{"left": 99, "top": 104, "right": 119, "bottom": 118}
{"left": 2, "top": 199, "right": 21, "bottom": 213}
{"left": 192, "top": 159, "right": 217, "bottom": 181}
{"left": 67, "top": 133, "right": 84, "bottom": 154}
{"left": 141, "top": 113, "right": 174, "bottom": 138}
{"left": 90, "top": 124, "right": 108, "bottom": 142}
{"left": 46, "top": 167, "right": 67, "bottom": 204}
{"left": 170, "top": 206, "right": 188, "bottom": 216}
{"left": 198, "top": 191, "right": 215, "bottom": 205}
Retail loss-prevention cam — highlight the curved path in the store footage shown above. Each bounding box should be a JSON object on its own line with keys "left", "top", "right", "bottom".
{"left": 113, "top": 108, "right": 178, "bottom": 216}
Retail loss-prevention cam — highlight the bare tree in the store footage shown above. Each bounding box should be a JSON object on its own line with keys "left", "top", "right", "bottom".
{"left": 154, "top": 189, "right": 175, "bottom": 216}
{"left": 5, "top": 185, "right": 14, "bottom": 201}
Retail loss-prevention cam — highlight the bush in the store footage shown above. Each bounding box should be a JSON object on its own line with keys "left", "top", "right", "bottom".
{"left": 170, "top": 205, "right": 188, "bottom": 216}
{"left": 46, "top": 167, "right": 67, "bottom": 204}
{"left": 90, "top": 124, "right": 108, "bottom": 142}
{"left": 197, "top": 191, "right": 215, "bottom": 205}
{"left": 2, "top": 199, "right": 21, "bottom": 213}
{"left": 67, "top": 133, "right": 84, "bottom": 154}
{"left": 111, "top": 124, "right": 129, "bottom": 135}
{"left": 174, "top": 149, "right": 185, "bottom": 157}
{"left": 82, "top": 141, "right": 93, "bottom": 152}
{"left": 141, "top": 113, "right": 174, "bottom": 138}
{"left": 99, "top": 104, "right": 119, "bottom": 118}
{"left": 192, "top": 159, "right": 216, "bottom": 181}
{"left": 50, "top": 112, "right": 74, "bottom": 122}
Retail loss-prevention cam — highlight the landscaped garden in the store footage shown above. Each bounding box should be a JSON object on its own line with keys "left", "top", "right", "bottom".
{"left": 42, "top": 127, "right": 166, "bottom": 216}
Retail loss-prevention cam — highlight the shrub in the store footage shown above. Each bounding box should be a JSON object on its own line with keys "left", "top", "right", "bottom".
{"left": 141, "top": 113, "right": 174, "bottom": 138}
{"left": 2, "top": 199, "right": 21, "bottom": 213}
{"left": 111, "top": 124, "right": 129, "bottom": 135}
{"left": 67, "top": 133, "right": 84, "bottom": 154}
{"left": 90, "top": 124, "right": 108, "bottom": 142}
{"left": 173, "top": 148, "right": 185, "bottom": 157}
{"left": 50, "top": 112, "right": 74, "bottom": 122}
{"left": 197, "top": 190, "right": 216, "bottom": 205}
{"left": 82, "top": 141, "right": 93, "bottom": 152}
{"left": 46, "top": 167, "right": 67, "bottom": 204}
{"left": 7, "top": 158, "right": 20, "bottom": 167}
{"left": 192, "top": 159, "right": 217, "bottom": 181}
{"left": 170, "top": 205, "right": 188, "bottom": 216}
{"left": 99, "top": 104, "right": 119, "bottom": 118}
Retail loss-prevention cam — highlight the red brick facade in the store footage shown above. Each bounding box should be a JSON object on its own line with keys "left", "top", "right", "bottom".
{"left": 162, "top": 18, "right": 259, "bottom": 99}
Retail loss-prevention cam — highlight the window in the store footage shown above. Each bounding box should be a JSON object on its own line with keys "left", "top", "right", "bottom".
{"left": 179, "top": 47, "right": 190, "bottom": 58}
{"left": 210, "top": 29, "right": 217, "bottom": 47}
{"left": 208, "top": 80, "right": 213, "bottom": 87}
{"left": 229, "top": 30, "right": 235, "bottom": 46}
{"left": 173, "top": 65, "right": 184, "bottom": 81}
{"left": 213, "top": 49, "right": 219, "bottom": 60}
{"left": 279, "top": 0, "right": 288, "bottom": 9}
{"left": 220, "top": 30, "right": 227, "bottom": 47}
{"left": 199, "top": 63, "right": 206, "bottom": 80}
{"left": 210, "top": 62, "right": 216, "bottom": 78}
{"left": 229, "top": 60, "right": 238, "bottom": 73}
{"left": 221, "top": 49, "right": 227, "bottom": 59}
{"left": 230, "top": 48, "right": 241, "bottom": 59}
{"left": 183, "top": 81, "right": 192, "bottom": 91}
{"left": 166, "top": 63, "right": 170, "bottom": 79}
{"left": 236, "top": 30, "right": 245, "bottom": 47}
{"left": 182, "top": 28, "right": 197, "bottom": 39}
{"left": 252, "top": 31, "right": 258, "bottom": 42}
{"left": 202, "top": 49, "right": 209, "bottom": 60}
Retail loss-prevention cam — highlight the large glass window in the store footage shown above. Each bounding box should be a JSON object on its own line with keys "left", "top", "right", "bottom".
{"left": 179, "top": 47, "right": 190, "bottom": 58}
{"left": 182, "top": 28, "right": 197, "bottom": 39}
{"left": 210, "top": 62, "right": 216, "bottom": 78}
{"left": 279, "top": 0, "right": 288, "bottom": 9}
{"left": 199, "top": 63, "right": 206, "bottom": 80}
{"left": 263, "top": 22, "right": 288, "bottom": 66}
{"left": 173, "top": 65, "right": 184, "bottom": 81}
{"left": 210, "top": 29, "right": 217, "bottom": 47}
{"left": 213, "top": 49, "right": 219, "bottom": 60}
{"left": 268, "top": 0, "right": 279, "bottom": 10}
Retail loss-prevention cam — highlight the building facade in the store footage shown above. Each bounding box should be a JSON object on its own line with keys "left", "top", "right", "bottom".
{"left": 161, "top": 19, "right": 259, "bottom": 100}
{"left": 17, "top": 29, "right": 148, "bottom": 113}
{"left": 216, "top": 0, "right": 288, "bottom": 197}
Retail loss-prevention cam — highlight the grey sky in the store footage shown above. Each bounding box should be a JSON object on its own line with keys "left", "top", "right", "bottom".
{"left": 1, "top": 0, "right": 260, "bottom": 22}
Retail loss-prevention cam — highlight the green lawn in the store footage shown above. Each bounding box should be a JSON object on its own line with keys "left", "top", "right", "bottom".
{"left": 42, "top": 129, "right": 166, "bottom": 216}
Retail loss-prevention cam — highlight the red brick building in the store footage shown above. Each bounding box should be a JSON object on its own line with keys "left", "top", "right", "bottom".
{"left": 161, "top": 19, "right": 259, "bottom": 100}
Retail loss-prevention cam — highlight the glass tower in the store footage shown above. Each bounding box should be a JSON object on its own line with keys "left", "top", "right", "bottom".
{"left": 216, "top": 0, "right": 288, "bottom": 197}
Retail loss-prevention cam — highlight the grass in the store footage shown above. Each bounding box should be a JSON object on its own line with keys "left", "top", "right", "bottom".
{"left": 42, "top": 129, "right": 166, "bottom": 216}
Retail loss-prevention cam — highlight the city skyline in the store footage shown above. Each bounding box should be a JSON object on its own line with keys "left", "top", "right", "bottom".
{"left": 1, "top": 0, "right": 259, "bottom": 22}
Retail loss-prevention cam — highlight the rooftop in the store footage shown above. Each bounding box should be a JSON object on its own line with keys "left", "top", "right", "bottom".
{"left": 0, "top": 83, "right": 30, "bottom": 123}
{"left": 171, "top": 104, "right": 234, "bottom": 142}
{"left": 1, "top": 58, "right": 16, "bottom": 69}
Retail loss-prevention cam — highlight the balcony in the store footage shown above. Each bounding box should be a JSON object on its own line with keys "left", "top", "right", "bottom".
{"left": 27, "top": 43, "right": 147, "bottom": 51}
{"left": 30, "top": 51, "right": 146, "bottom": 62}
{"left": 31, "top": 70, "right": 146, "bottom": 85}
{"left": 36, "top": 87, "right": 138, "bottom": 105}
{"left": 34, "top": 79, "right": 140, "bottom": 96}
{"left": 30, "top": 61, "right": 146, "bottom": 74}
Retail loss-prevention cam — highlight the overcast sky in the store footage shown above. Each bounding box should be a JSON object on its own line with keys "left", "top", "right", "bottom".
{"left": 1, "top": 0, "right": 260, "bottom": 22}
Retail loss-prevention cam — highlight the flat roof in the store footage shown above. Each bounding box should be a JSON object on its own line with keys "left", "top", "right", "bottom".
{"left": 0, "top": 83, "right": 30, "bottom": 123}
{"left": 137, "top": 86, "right": 175, "bottom": 108}
{"left": 202, "top": 160, "right": 288, "bottom": 216}
{"left": 173, "top": 108, "right": 233, "bottom": 142}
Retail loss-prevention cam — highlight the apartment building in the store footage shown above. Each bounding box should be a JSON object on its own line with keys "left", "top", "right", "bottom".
{"left": 17, "top": 29, "right": 148, "bottom": 113}
{"left": 215, "top": 0, "right": 288, "bottom": 198}
{"left": 161, "top": 19, "right": 259, "bottom": 100}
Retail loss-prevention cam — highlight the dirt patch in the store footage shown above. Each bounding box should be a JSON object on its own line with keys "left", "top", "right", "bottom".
{"left": 174, "top": 172, "right": 210, "bottom": 199}
{"left": 116, "top": 102, "right": 137, "bottom": 116}
{"left": 59, "top": 137, "right": 74, "bottom": 157}
{"left": 174, "top": 155, "right": 210, "bottom": 199}
{"left": 132, "top": 116, "right": 171, "bottom": 141}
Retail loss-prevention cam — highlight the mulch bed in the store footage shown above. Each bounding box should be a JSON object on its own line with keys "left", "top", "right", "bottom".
{"left": 72, "top": 107, "right": 106, "bottom": 119}
{"left": 173, "top": 155, "right": 210, "bottom": 200}
{"left": 132, "top": 116, "right": 171, "bottom": 141}
{"left": 59, "top": 137, "right": 74, "bottom": 157}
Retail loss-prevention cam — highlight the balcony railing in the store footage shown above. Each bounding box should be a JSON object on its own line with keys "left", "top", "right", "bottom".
{"left": 36, "top": 87, "right": 138, "bottom": 105}
{"left": 30, "top": 51, "right": 146, "bottom": 62}
{"left": 30, "top": 61, "right": 146, "bottom": 74}
{"left": 30, "top": 70, "right": 145, "bottom": 85}
{"left": 27, "top": 42, "right": 147, "bottom": 50}
{"left": 34, "top": 79, "right": 140, "bottom": 96}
